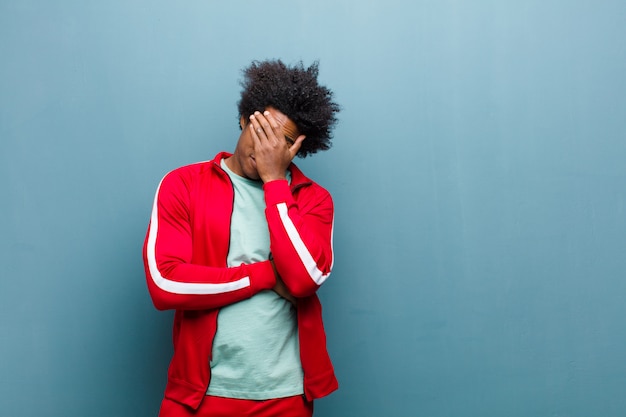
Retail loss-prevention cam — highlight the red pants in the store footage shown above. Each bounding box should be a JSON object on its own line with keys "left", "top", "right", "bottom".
{"left": 158, "top": 395, "right": 314, "bottom": 417}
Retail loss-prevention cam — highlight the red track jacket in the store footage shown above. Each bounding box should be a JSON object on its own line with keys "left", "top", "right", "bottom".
{"left": 143, "top": 152, "right": 337, "bottom": 410}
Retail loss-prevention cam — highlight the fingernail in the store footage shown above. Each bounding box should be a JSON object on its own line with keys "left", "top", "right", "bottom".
{"left": 263, "top": 111, "right": 270, "bottom": 116}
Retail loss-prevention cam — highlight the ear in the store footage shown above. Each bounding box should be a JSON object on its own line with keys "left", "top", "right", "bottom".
{"left": 239, "top": 116, "right": 247, "bottom": 130}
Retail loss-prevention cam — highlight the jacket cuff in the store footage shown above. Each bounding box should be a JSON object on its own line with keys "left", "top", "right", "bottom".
{"left": 245, "top": 260, "right": 277, "bottom": 293}
{"left": 263, "top": 179, "right": 293, "bottom": 207}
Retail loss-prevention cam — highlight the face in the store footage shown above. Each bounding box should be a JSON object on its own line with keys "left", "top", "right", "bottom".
{"left": 225, "top": 106, "right": 301, "bottom": 180}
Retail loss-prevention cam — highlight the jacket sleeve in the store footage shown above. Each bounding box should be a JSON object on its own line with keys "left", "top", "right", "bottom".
{"left": 143, "top": 170, "right": 276, "bottom": 311}
{"left": 263, "top": 179, "right": 334, "bottom": 298}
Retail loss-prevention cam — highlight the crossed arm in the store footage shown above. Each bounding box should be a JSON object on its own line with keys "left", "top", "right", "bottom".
{"left": 143, "top": 111, "right": 333, "bottom": 311}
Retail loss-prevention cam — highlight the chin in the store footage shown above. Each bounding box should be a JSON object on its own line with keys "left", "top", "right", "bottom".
{"left": 244, "top": 170, "right": 260, "bottom": 181}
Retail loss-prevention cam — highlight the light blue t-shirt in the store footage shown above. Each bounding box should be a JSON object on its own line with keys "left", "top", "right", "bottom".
{"left": 207, "top": 160, "right": 303, "bottom": 400}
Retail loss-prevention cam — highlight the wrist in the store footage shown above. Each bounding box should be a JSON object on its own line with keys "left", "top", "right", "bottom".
{"left": 263, "top": 179, "right": 292, "bottom": 205}
{"left": 261, "top": 174, "right": 287, "bottom": 184}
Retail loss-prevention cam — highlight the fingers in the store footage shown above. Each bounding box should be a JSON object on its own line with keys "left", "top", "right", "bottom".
{"left": 249, "top": 111, "right": 278, "bottom": 144}
{"left": 273, "top": 275, "right": 296, "bottom": 305}
{"left": 248, "top": 114, "right": 266, "bottom": 143}
{"left": 289, "top": 134, "right": 306, "bottom": 157}
{"left": 262, "top": 111, "right": 285, "bottom": 141}
{"left": 249, "top": 109, "right": 306, "bottom": 160}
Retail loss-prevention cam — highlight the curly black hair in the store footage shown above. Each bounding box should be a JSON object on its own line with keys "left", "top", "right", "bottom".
{"left": 237, "top": 59, "right": 340, "bottom": 158}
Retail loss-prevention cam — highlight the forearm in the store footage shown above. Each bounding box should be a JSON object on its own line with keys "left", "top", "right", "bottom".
{"left": 144, "top": 246, "right": 276, "bottom": 310}
{"left": 144, "top": 170, "right": 277, "bottom": 311}
{"left": 264, "top": 180, "right": 334, "bottom": 297}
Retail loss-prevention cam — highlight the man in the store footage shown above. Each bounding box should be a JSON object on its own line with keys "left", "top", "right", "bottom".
{"left": 143, "top": 60, "right": 340, "bottom": 417}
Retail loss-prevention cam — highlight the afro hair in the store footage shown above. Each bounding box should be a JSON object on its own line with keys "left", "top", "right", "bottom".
{"left": 237, "top": 59, "right": 340, "bottom": 158}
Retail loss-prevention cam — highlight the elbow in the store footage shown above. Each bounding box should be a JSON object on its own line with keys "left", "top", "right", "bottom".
{"left": 152, "top": 297, "right": 170, "bottom": 311}
{"left": 282, "top": 263, "right": 332, "bottom": 298}
{"left": 289, "top": 275, "right": 326, "bottom": 298}
{"left": 291, "top": 286, "right": 319, "bottom": 298}
{"left": 149, "top": 289, "right": 172, "bottom": 311}
{"left": 146, "top": 276, "right": 177, "bottom": 311}
{"left": 144, "top": 259, "right": 183, "bottom": 311}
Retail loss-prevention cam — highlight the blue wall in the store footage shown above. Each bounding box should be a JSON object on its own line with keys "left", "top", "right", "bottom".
{"left": 2, "top": 1, "right": 625, "bottom": 416}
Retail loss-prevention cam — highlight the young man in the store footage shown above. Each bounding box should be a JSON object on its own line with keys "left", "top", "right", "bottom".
{"left": 143, "top": 60, "right": 340, "bottom": 417}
